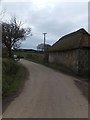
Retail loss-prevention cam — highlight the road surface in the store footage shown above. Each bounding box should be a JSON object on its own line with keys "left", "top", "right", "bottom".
{"left": 3, "top": 59, "right": 88, "bottom": 118}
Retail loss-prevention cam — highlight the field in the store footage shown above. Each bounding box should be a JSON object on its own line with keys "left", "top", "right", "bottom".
{"left": 14, "top": 51, "right": 45, "bottom": 64}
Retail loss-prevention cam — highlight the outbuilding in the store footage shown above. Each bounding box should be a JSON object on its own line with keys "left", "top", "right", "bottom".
{"left": 49, "top": 28, "right": 90, "bottom": 76}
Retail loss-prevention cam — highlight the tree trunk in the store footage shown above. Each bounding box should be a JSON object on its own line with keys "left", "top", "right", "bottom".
{"left": 8, "top": 48, "right": 12, "bottom": 57}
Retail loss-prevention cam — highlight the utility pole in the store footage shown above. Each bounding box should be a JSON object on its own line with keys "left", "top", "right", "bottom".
{"left": 43, "top": 33, "right": 47, "bottom": 52}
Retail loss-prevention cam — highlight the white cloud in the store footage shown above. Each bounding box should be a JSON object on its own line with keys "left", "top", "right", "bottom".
{"left": 2, "top": 0, "right": 89, "bottom": 2}
{"left": 1, "top": 1, "right": 88, "bottom": 49}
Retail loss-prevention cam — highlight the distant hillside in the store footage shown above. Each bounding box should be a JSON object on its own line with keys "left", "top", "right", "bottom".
{"left": 14, "top": 49, "right": 37, "bottom": 52}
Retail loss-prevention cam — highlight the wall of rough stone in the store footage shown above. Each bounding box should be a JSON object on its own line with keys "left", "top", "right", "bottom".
{"left": 78, "top": 48, "right": 89, "bottom": 75}
{"left": 49, "top": 48, "right": 89, "bottom": 75}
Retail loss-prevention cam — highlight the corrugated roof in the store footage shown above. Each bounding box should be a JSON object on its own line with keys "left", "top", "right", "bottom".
{"left": 49, "top": 28, "right": 90, "bottom": 52}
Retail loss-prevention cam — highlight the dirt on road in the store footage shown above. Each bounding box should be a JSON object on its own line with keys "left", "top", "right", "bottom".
{"left": 3, "top": 59, "right": 88, "bottom": 118}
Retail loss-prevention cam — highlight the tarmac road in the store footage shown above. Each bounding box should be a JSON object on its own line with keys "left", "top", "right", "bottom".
{"left": 3, "top": 59, "right": 88, "bottom": 118}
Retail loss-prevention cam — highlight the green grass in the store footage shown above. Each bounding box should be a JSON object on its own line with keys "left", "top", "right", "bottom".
{"left": 14, "top": 51, "right": 45, "bottom": 64}
{"left": 26, "top": 53, "right": 45, "bottom": 64}
{"left": 2, "top": 58, "right": 28, "bottom": 98}
{"left": 13, "top": 51, "right": 28, "bottom": 58}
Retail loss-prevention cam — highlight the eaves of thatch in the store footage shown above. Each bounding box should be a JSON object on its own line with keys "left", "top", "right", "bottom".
{"left": 49, "top": 28, "right": 90, "bottom": 52}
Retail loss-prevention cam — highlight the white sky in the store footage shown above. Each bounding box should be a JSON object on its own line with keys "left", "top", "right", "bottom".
{"left": 0, "top": 0, "right": 89, "bottom": 49}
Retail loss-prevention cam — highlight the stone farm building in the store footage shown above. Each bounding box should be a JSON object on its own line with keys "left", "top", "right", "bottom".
{"left": 49, "top": 28, "right": 90, "bottom": 76}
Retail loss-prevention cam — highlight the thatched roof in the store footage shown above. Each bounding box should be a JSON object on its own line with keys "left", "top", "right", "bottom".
{"left": 49, "top": 28, "right": 90, "bottom": 52}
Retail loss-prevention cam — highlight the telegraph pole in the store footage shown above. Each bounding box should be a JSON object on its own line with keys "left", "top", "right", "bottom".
{"left": 43, "top": 33, "right": 47, "bottom": 52}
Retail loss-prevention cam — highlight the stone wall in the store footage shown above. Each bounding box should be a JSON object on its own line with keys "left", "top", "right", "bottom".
{"left": 78, "top": 48, "right": 89, "bottom": 75}
{"left": 49, "top": 48, "right": 89, "bottom": 75}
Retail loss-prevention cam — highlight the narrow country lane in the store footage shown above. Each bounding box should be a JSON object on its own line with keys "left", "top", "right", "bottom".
{"left": 3, "top": 59, "right": 88, "bottom": 118}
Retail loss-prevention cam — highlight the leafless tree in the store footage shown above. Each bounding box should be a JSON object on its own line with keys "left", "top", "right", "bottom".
{"left": 2, "top": 17, "right": 31, "bottom": 57}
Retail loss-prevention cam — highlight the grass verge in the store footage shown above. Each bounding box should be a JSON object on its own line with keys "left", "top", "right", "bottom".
{"left": 2, "top": 58, "right": 28, "bottom": 98}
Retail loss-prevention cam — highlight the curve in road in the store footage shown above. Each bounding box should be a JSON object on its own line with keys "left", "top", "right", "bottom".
{"left": 3, "top": 59, "right": 88, "bottom": 118}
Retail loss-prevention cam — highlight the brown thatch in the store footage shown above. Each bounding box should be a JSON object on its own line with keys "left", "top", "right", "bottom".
{"left": 49, "top": 28, "right": 90, "bottom": 52}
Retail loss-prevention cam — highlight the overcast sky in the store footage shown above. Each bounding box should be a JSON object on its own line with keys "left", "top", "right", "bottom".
{"left": 0, "top": 0, "right": 89, "bottom": 50}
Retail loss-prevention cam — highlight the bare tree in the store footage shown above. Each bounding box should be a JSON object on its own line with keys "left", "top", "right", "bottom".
{"left": 2, "top": 17, "right": 31, "bottom": 57}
